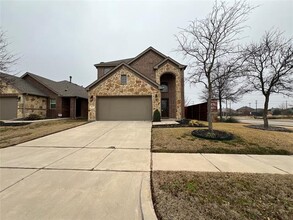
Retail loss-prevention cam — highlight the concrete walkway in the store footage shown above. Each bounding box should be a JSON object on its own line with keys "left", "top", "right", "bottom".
{"left": 0, "top": 121, "right": 157, "bottom": 220}
{"left": 153, "top": 153, "right": 293, "bottom": 174}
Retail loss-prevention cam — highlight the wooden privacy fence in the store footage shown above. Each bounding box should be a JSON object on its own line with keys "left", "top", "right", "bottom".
{"left": 185, "top": 99, "right": 218, "bottom": 121}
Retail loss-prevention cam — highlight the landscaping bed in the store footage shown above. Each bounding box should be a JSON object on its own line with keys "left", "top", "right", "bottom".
{"left": 0, "top": 119, "right": 88, "bottom": 148}
{"left": 152, "top": 171, "right": 293, "bottom": 220}
{"left": 152, "top": 123, "right": 293, "bottom": 154}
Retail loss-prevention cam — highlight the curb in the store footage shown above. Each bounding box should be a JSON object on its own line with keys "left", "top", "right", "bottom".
{"left": 140, "top": 173, "right": 158, "bottom": 220}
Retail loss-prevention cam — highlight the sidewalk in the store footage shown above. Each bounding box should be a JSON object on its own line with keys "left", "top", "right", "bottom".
{"left": 152, "top": 153, "right": 293, "bottom": 174}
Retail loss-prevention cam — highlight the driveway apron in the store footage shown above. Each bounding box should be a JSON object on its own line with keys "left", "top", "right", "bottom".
{"left": 0, "top": 121, "right": 157, "bottom": 220}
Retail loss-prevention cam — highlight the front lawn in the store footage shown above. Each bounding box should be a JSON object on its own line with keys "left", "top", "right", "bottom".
{"left": 0, "top": 119, "right": 88, "bottom": 148}
{"left": 152, "top": 123, "right": 293, "bottom": 154}
{"left": 152, "top": 171, "right": 293, "bottom": 220}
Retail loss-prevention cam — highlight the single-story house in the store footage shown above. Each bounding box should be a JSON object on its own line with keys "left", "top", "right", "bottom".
{"left": 0, "top": 72, "right": 88, "bottom": 120}
{"left": 0, "top": 72, "right": 47, "bottom": 119}
{"left": 87, "top": 46, "right": 186, "bottom": 121}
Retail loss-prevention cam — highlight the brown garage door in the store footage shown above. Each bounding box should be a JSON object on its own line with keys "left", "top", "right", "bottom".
{"left": 0, "top": 97, "right": 18, "bottom": 120}
{"left": 96, "top": 96, "right": 152, "bottom": 121}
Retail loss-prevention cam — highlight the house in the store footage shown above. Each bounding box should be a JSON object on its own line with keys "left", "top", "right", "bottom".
{"left": 236, "top": 106, "right": 254, "bottom": 116}
{"left": 0, "top": 72, "right": 88, "bottom": 120}
{"left": 0, "top": 72, "right": 47, "bottom": 119}
{"left": 86, "top": 47, "right": 186, "bottom": 121}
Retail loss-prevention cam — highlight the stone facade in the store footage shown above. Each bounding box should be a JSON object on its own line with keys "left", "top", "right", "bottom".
{"left": 0, "top": 80, "right": 47, "bottom": 118}
{"left": 20, "top": 95, "right": 47, "bottom": 118}
{"left": 88, "top": 66, "right": 161, "bottom": 120}
{"left": 0, "top": 80, "right": 19, "bottom": 94}
{"left": 155, "top": 61, "right": 184, "bottom": 119}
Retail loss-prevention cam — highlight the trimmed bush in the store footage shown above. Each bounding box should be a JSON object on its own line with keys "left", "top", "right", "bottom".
{"left": 153, "top": 109, "right": 161, "bottom": 122}
{"left": 220, "top": 117, "right": 239, "bottom": 123}
{"left": 188, "top": 120, "right": 205, "bottom": 127}
{"left": 25, "top": 114, "right": 42, "bottom": 120}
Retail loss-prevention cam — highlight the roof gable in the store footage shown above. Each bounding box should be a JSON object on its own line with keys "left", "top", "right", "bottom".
{"left": 127, "top": 46, "right": 166, "bottom": 65}
{"left": 0, "top": 72, "right": 47, "bottom": 97}
{"left": 87, "top": 63, "right": 160, "bottom": 90}
{"left": 22, "top": 72, "right": 88, "bottom": 99}
{"left": 154, "top": 57, "right": 187, "bottom": 70}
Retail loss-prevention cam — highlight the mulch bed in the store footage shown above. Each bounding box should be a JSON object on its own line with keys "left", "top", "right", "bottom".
{"left": 192, "top": 129, "right": 234, "bottom": 140}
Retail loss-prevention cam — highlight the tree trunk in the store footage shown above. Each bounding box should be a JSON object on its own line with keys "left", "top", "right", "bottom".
{"left": 207, "top": 83, "right": 213, "bottom": 131}
{"left": 219, "top": 93, "right": 222, "bottom": 121}
{"left": 263, "top": 95, "right": 270, "bottom": 129}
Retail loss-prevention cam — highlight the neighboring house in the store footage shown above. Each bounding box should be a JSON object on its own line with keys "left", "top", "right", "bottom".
{"left": 0, "top": 72, "right": 47, "bottom": 120}
{"left": 0, "top": 72, "right": 88, "bottom": 120}
{"left": 87, "top": 47, "right": 186, "bottom": 121}
{"left": 236, "top": 106, "right": 254, "bottom": 116}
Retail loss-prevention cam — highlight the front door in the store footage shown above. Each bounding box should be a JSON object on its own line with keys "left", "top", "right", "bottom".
{"left": 161, "top": 99, "right": 169, "bottom": 118}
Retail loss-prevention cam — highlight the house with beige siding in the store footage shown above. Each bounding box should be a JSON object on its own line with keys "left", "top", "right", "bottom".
{"left": 87, "top": 47, "right": 186, "bottom": 121}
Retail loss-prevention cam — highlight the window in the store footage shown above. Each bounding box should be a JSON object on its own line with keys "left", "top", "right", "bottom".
{"left": 121, "top": 75, "right": 127, "bottom": 85}
{"left": 50, "top": 99, "right": 56, "bottom": 109}
{"left": 160, "top": 82, "right": 168, "bottom": 93}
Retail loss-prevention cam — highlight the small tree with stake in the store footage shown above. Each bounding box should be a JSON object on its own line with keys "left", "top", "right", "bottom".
{"left": 176, "top": 0, "right": 253, "bottom": 131}
{"left": 243, "top": 30, "right": 293, "bottom": 129}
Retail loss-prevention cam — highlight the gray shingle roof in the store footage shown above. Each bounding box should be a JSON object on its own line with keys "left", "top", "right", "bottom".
{"left": 0, "top": 72, "right": 47, "bottom": 97}
{"left": 94, "top": 58, "right": 134, "bottom": 67}
{"left": 22, "top": 72, "right": 88, "bottom": 99}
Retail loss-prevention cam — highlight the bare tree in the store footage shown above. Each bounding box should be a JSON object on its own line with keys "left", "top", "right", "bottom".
{"left": 176, "top": 0, "right": 253, "bottom": 131}
{"left": 200, "top": 57, "right": 247, "bottom": 121}
{"left": 0, "top": 28, "right": 19, "bottom": 72}
{"left": 243, "top": 30, "right": 293, "bottom": 129}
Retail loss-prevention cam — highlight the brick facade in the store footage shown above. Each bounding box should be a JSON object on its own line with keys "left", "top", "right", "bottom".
{"left": 130, "top": 50, "right": 164, "bottom": 81}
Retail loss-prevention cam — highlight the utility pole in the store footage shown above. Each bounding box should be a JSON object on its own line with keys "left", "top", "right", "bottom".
{"left": 255, "top": 100, "right": 257, "bottom": 114}
{"left": 249, "top": 103, "right": 251, "bottom": 108}
{"left": 286, "top": 100, "right": 288, "bottom": 109}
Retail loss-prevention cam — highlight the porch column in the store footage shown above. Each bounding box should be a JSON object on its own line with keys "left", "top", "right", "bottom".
{"left": 70, "top": 97, "right": 76, "bottom": 118}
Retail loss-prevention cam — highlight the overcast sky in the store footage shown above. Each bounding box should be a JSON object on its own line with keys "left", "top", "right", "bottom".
{"left": 1, "top": 0, "right": 292, "bottom": 109}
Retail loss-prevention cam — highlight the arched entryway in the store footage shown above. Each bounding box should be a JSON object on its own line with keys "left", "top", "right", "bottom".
{"left": 160, "top": 73, "right": 176, "bottom": 118}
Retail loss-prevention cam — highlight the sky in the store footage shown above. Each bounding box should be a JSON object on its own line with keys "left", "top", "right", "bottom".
{"left": 0, "top": 0, "right": 292, "bottom": 110}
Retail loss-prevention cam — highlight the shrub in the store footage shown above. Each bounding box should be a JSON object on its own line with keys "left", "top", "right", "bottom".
{"left": 188, "top": 120, "right": 205, "bottom": 127}
{"left": 221, "top": 117, "right": 239, "bottom": 123}
{"left": 25, "top": 114, "right": 42, "bottom": 120}
{"left": 153, "top": 109, "right": 161, "bottom": 122}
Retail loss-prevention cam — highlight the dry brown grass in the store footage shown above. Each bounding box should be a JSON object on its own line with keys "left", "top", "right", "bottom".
{"left": 0, "top": 119, "right": 88, "bottom": 148}
{"left": 152, "top": 123, "right": 293, "bottom": 154}
{"left": 152, "top": 171, "right": 293, "bottom": 220}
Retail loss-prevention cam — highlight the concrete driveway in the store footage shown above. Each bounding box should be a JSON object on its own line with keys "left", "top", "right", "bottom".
{"left": 0, "top": 121, "right": 157, "bottom": 220}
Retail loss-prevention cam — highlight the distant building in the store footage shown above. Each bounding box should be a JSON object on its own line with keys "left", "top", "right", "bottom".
{"left": 236, "top": 106, "right": 254, "bottom": 116}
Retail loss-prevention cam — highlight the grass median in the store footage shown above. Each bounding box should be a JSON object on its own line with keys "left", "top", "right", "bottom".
{"left": 152, "top": 123, "right": 293, "bottom": 155}
{"left": 0, "top": 119, "right": 88, "bottom": 148}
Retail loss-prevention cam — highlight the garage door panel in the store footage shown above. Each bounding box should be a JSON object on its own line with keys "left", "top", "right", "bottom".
{"left": 97, "top": 96, "right": 152, "bottom": 121}
{"left": 0, "top": 97, "right": 18, "bottom": 120}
